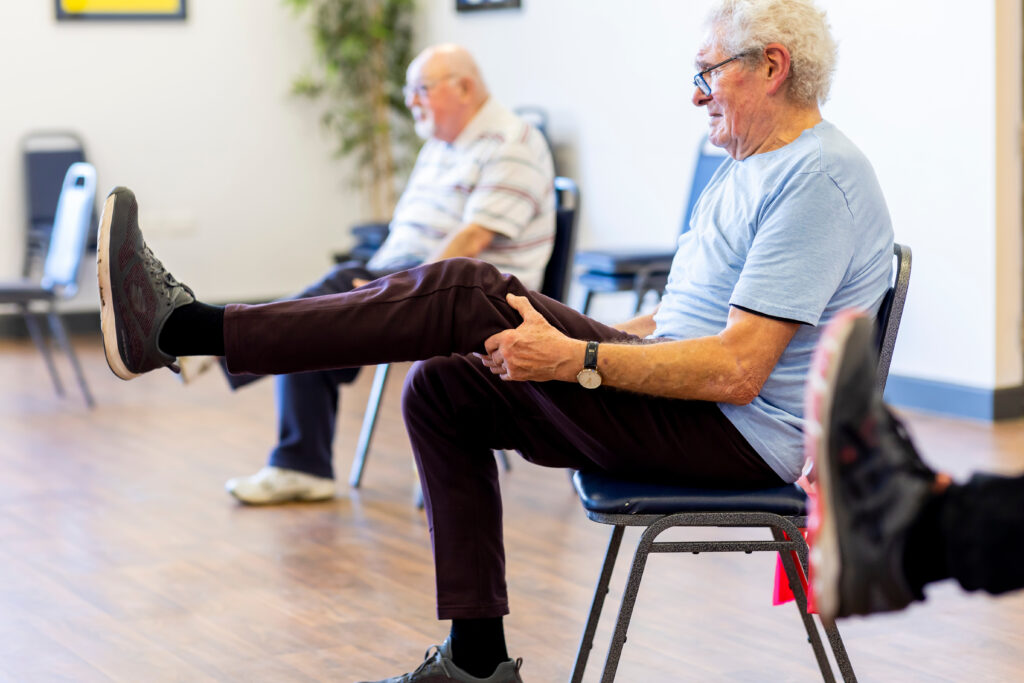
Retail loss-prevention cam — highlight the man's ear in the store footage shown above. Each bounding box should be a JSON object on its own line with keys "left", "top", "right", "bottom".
{"left": 762, "top": 43, "right": 792, "bottom": 96}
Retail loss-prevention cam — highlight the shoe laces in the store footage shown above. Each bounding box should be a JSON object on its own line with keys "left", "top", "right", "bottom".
{"left": 411, "top": 645, "right": 451, "bottom": 679}
{"left": 141, "top": 244, "right": 189, "bottom": 296}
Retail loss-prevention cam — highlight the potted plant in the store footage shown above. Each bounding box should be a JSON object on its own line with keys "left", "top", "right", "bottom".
{"left": 286, "top": 0, "right": 419, "bottom": 221}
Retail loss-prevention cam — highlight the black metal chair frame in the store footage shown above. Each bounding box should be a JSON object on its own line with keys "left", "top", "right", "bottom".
{"left": 570, "top": 243, "right": 912, "bottom": 683}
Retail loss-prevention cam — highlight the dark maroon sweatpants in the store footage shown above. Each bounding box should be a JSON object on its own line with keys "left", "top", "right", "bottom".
{"left": 224, "top": 258, "right": 784, "bottom": 618}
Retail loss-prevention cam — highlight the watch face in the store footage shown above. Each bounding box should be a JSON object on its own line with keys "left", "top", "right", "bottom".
{"left": 577, "top": 368, "right": 602, "bottom": 389}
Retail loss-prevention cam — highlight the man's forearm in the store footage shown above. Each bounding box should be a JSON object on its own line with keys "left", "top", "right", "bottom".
{"left": 613, "top": 310, "right": 658, "bottom": 337}
{"left": 429, "top": 223, "right": 496, "bottom": 261}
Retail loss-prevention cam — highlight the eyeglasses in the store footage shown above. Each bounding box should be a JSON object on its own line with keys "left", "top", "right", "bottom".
{"left": 402, "top": 74, "right": 456, "bottom": 101}
{"left": 693, "top": 54, "right": 746, "bottom": 96}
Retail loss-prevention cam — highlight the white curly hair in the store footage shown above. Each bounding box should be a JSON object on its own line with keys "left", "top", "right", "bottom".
{"left": 706, "top": 0, "right": 837, "bottom": 106}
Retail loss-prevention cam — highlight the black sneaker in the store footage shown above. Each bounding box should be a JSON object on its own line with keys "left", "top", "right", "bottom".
{"left": 97, "top": 187, "right": 195, "bottom": 380}
{"left": 356, "top": 637, "right": 523, "bottom": 683}
{"left": 806, "top": 309, "right": 936, "bottom": 620}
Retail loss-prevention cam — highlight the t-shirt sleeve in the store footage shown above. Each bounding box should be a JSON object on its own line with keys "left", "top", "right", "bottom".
{"left": 462, "top": 140, "right": 551, "bottom": 239}
{"left": 730, "top": 171, "right": 857, "bottom": 326}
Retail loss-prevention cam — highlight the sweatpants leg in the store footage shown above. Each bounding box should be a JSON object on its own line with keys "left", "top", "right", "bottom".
{"left": 402, "top": 354, "right": 783, "bottom": 619}
{"left": 941, "top": 472, "right": 1024, "bottom": 595}
{"left": 220, "top": 261, "right": 371, "bottom": 390}
{"left": 224, "top": 259, "right": 616, "bottom": 376}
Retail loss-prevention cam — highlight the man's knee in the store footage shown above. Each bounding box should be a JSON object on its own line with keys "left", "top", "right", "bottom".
{"left": 426, "top": 257, "right": 507, "bottom": 290}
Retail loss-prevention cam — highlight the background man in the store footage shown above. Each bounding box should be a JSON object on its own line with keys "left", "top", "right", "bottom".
{"left": 223, "top": 43, "right": 555, "bottom": 505}
{"left": 97, "top": 0, "right": 892, "bottom": 680}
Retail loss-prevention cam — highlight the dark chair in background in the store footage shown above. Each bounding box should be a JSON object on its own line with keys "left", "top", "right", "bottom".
{"left": 574, "top": 138, "right": 728, "bottom": 315}
{"left": 569, "top": 244, "right": 912, "bottom": 683}
{"left": 348, "top": 177, "right": 581, "bottom": 490}
{"left": 21, "top": 132, "right": 93, "bottom": 278}
{"left": 0, "top": 162, "right": 98, "bottom": 407}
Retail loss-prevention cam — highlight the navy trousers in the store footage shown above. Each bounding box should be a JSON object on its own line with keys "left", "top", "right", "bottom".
{"left": 223, "top": 259, "right": 784, "bottom": 618}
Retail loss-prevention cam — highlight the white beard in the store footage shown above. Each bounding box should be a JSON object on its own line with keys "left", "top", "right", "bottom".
{"left": 413, "top": 113, "right": 435, "bottom": 140}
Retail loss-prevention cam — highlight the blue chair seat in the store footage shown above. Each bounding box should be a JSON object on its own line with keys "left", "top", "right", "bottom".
{"left": 573, "top": 470, "right": 808, "bottom": 516}
{"left": 574, "top": 248, "right": 675, "bottom": 275}
{"left": 0, "top": 281, "right": 57, "bottom": 303}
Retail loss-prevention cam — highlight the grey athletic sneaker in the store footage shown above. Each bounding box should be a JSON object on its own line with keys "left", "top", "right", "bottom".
{"left": 806, "top": 309, "right": 936, "bottom": 620}
{"left": 97, "top": 187, "right": 195, "bottom": 380}
{"left": 356, "top": 637, "right": 523, "bottom": 683}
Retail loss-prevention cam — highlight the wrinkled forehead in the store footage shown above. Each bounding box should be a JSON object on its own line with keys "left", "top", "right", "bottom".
{"left": 694, "top": 27, "right": 727, "bottom": 70}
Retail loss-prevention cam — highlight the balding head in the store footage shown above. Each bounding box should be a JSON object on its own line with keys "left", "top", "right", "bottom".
{"left": 404, "top": 44, "right": 490, "bottom": 143}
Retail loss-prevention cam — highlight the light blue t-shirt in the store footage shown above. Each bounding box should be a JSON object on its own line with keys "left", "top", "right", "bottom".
{"left": 651, "top": 121, "right": 893, "bottom": 482}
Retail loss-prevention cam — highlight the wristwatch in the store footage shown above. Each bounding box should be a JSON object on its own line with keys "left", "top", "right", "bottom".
{"left": 576, "top": 341, "right": 602, "bottom": 389}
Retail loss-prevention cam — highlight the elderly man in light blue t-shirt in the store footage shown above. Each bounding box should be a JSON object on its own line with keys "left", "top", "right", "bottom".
{"left": 96, "top": 0, "right": 893, "bottom": 680}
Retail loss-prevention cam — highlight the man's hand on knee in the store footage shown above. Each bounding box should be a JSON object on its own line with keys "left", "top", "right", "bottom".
{"left": 476, "top": 294, "right": 585, "bottom": 383}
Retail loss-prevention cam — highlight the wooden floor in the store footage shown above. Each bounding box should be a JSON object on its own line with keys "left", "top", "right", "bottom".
{"left": 1, "top": 336, "right": 1023, "bottom": 682}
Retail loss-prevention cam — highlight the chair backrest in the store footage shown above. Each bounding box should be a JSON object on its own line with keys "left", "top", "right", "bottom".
{"left": 874, "top": 242, "right": 912, "bottom": 389}
{"left": 40, "top": 162, "right": 97, "bottom": 297}
{"left": 540, "top": 176, "right": 580, "bottom": 303}
{"left": 22, "top": 132, "right": 92, "bottom": 276}
{"left": 680, "top": 137, "right": 729, "bottom": 235}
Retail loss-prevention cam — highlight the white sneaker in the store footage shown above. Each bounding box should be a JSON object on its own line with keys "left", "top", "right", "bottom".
{"left": 225, "top": 466, "right": 336, "bottom": 505}
{"left": 177, "top": 355, "right": 218, "bottom": 384}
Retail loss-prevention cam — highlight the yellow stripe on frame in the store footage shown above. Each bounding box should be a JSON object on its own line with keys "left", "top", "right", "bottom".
{"left": 61, "top": 0, "right": 183, "bottom": 14}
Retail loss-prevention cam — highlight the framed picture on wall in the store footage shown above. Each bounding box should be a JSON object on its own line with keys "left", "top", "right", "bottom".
{"left": 56, "top": 0, "right": 187, "bottom": 21}
{"left": 456, "top": 0, "right": 521, "bottom": 12}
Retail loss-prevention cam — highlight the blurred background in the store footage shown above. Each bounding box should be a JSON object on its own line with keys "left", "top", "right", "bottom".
{"left": 0, "top": 0, "right": 1021, "bottom": 420}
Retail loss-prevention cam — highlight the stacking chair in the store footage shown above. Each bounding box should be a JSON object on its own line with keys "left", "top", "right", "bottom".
{"left": 21, "top": 132, "right": 92, "bottom": 277}
{"left": 0, "top": 162, "right": 98, "bottom": 408}
{"left": 569, "top": 243, "right": 912, "bottom": 683}
{"left": 574, "top": 137, "right": 728, "bottom": 315}
{"left": 348, "top": 177, "right": 581, "bottom": 489}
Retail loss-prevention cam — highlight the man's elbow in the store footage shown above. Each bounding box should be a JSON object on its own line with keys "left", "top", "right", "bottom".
{"left": 720, "top": 366, "right": 767, "bottom": 405}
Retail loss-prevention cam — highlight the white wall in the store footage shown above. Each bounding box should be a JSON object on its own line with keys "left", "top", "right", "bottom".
{"left": 416, "top": 0, "right": 1022, "bottom": 393}
{"left": 0, "top": 0, "right": 369, "bottom": 311}
{"left": 1, "top": 1, "right": 1019, "bottom": 396}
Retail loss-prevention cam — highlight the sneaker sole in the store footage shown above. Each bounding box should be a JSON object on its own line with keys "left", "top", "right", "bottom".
{"left": 806, "top": 309, "right": 863, "bottom": 621}
{"left": 97, "top": 192, "right": 140, "bottom": 381}
{"left": 227, "top": 488, "right": 336, "bottom": 505}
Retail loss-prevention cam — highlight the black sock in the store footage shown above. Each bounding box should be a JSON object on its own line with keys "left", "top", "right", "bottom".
{"left": 449, "top": 617, "right": 508, "bottom": 678}
{"left": 902, "top": 490, "right": 950, "bottom": 598}
{"left": 157, "top": 302, "right": 225, "bottom": 357}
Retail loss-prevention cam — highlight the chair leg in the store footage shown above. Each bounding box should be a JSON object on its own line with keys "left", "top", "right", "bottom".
{"left": 600, "top": 523, "right": 660, "bottom": 682}
{"left": 581, "top": 288, "right": 595, "bottom": 316}
{"left": 495, "top": 449, "right": 511, "bottom": 471}
{"left": 349, "top": 363, "right": 391, "bottom": 488}
{"left": 570, "top": 525, "right": 624, "bottom": 683}
{"left": 46, "top": 309, "right": 95, "bottom": 408}
{"left": 21, "top": 306, "right": 64, "bottom": 397}
{"left": 771, "top": 528, "right": 837, "bottom": 682}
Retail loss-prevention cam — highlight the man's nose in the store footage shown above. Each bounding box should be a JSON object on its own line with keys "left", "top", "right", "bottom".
{"left": 692, "top": 86, "right": 712, "bottom": 107}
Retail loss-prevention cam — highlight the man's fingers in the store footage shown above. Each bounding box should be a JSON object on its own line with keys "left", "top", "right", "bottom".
{"left": 351, "top": 277, "right": 371, "bottom": 288}
{"left": 484, "top": 330, "right": 507, "bottom": 354}
{"left": 506, "top": 293, "right": 542, "bottom": 323}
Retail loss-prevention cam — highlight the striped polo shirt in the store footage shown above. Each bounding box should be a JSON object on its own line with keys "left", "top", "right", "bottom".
{"left": 367, "top": 98, "right": 555, "bottom": 289}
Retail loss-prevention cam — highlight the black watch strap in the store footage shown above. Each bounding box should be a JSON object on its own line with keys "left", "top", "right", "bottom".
{"left": 584, "top": 341, "right": 599, "bottom": 369}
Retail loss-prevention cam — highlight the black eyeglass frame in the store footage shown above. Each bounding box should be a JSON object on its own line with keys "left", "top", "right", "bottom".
{"left": 693, "top": 54, "right": 749, "bottom": 96}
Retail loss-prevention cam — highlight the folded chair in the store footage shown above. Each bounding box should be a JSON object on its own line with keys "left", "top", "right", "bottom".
{"left": 348, "top": 177, "right": 581, "bottom": 489}
{"left": 0, "top": 162, "right": 98, "bottom": 407}
{"left": 570, "top": 243, "right": 911, "bottom": 682}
